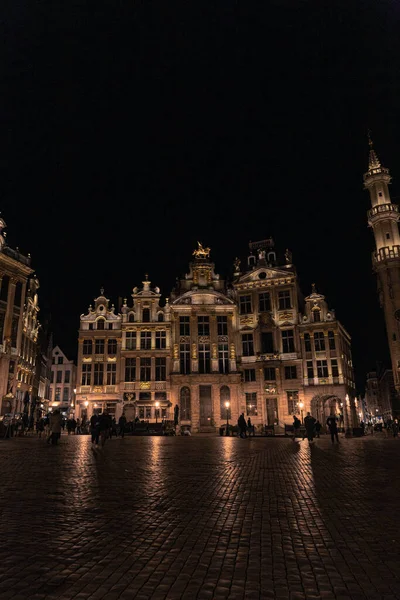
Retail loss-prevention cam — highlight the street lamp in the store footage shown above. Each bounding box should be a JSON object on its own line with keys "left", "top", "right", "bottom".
{"left": 225, "top": 401, "right": 230, "bottom": 436}
{"left": 298, "top": 401, "right": 304, "bottom": 424}
{"left": 155, "top": 401, "right": 160, "bottom": 424}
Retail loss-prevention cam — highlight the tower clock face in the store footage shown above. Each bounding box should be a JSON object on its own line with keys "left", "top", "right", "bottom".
{"left": 395, "top": 309, "right": 400, "bottom": 321}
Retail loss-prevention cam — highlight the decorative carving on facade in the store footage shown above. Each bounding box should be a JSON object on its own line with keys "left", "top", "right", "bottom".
{"left": 212, "top": 343, "right": 217, "bottom": 359}
{"left": 139, "top": 381, "right": 151, "bottom": 389}
{"left": 198, "top": 336, "right": 210, "bottom": 344}
{"left": 173, "top": 344, "right": 179, "bottom": 359}
{"left": 192, "top": 343, "right": 197, "bottom": 359}
{"left": 230, "top": 343, "right": 236, "bottom": 359}
{"left": 240, "top": 316, "right": 253, "bottom": 325}
{"left": 279, "top": 312, "right": 293, "bottom": 321}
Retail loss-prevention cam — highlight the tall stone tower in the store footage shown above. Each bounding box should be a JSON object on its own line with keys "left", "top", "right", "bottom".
{"left": 365, "top": 136, "right": 400, "bottom": 391}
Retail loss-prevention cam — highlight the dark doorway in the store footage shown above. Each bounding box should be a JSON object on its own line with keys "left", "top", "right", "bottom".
{"left": 199, "top": 385, "right": 213, "bottom": 426}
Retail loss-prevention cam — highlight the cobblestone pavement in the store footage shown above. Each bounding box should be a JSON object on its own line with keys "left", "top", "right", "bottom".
{"left": 0, "top": 434, "right": 399, "bottom": 600}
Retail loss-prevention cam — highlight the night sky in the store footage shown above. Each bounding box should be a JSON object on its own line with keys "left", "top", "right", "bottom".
{"left": 1, "top": 2, "right": 399, "bottom": 393}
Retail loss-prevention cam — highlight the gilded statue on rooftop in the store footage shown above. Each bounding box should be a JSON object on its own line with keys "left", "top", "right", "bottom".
{"left": 193, "top": 241, "right": 211, "bottom": 259}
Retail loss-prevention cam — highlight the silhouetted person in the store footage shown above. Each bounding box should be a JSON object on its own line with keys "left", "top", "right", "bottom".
{"left": 326, "top": 414, "right": 339, "bottom": 444}
{"left": 238, "top": 413, "right": 247, "bottom": 438}
{"left": 118, "top": 413, "right": 127, "bottom": 438}
{"left": 304, "top": 412, "right": 316, "bottom": 443}
{"left": 315, "top": 420, "right": 322, "bottom": 438}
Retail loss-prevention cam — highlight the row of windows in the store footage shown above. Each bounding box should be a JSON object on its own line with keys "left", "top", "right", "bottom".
{"left": 304, "top": 331, "right": 335, "bottom": 352}
{"left": 127, "top": 310, "right": 164, "bottom": 323}
{"left": 83, "top": 333, "right": 168, "bottom": 355}
{"left": 81, "top": 358, "right": 167, "bottom": 385}
{"left": 53, "top": 387, "right": 71, "bottom": 402}
{"left": 179, "top": 316, "right": 228, "bottom": 336}
{"left": 244, "top": 360, "right": 340, "bottom": 382}
{"left": 179, "top": 343, "right": 229, "bottom": 375}
{"left": 239, "top": 290, "right": 291, "bottom": 314}
{"left": 81, "top": 328, "right": 337, "bottom": 357}
{"left": 51, "top": 370, "right": 71, "bottom": 384}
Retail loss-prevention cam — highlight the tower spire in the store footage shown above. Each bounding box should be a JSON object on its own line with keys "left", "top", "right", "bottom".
{"left": 367, "top": 130, "right": 381, "bottom": 171}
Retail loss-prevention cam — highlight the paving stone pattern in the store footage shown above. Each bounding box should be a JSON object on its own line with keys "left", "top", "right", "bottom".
{"left": 0, "top": 434, "right": 399, "bottom": 599}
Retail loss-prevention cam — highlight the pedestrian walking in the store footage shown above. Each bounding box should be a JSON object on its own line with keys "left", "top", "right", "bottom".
{"left": 90, "top": 413, "right": 99, "bottom": 446}
{"left": 36, "top": 417, "right": 45, "bottom": 438}
{"left": 247, "top": 417, "right": 255, "bottom": 437}
{"left": 238, "top": 413, "right": 247, "bottom": 438}
{"left": 118, "top": 413, "right": 127, "bottom": 438}
{"left": 49, "top": 409, "right": 62, "bottom": 445}
{"left": 392, "top": 419, "right": 399, "bottom": 438}
{"left": 292, "top": 415, "right": 301, "bottom": 441}
{"left": 315, "top": 420, "right": 322, "bottom": 438}
{"left": 326, "top": 414, "right": 340, "bottom": 444}
{"left": 304, "top": 412, "right": 316, "bottom": 443}
{"left": 98, "top": 412, "right": 111, "bottom": 448}
{"left": 76, "top": 418, "right": 82, "bottom": 434}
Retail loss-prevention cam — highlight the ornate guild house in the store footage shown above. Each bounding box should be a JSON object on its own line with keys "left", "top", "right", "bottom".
{"left": 75, "top": 240, "right": 357, "bottom": 433}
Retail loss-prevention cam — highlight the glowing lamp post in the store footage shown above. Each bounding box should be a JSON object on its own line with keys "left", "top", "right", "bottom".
{"left": 155, "top": 401, "right": 160, "bottom": 424}
{"left": 225, "top": 401, "right": 230, "bottom": 436}
{"left": 298, "top": 401, "right": 304, "bottom": 424}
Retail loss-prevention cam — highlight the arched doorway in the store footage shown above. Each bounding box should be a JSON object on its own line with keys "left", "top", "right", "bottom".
{"left": 311, "top": 394, "right": 342, "bottom": 427}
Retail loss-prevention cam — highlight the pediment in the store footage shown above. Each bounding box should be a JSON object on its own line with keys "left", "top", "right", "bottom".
{"left": 237, "top": 267, "right": 294, "bottom": 284}
{"left": 172, "top": 290, "right": 234, "bottom": 306}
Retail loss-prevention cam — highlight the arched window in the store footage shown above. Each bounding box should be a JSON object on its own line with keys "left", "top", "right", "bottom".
{"left": 142, "top": 308, "right": 150, "bottom": 322}
{"left": 248, "top": 255, "right": 256, "bottom": 267}
{"left": 313, "top": 309, "right": 321, "bottom": 323}
{"left": 180, "top": 387, "right": 191, "bottom": 420}
{"left": 97, "top": 319, "right": 105, "bottom": 330}
{"left": 158, "top": 312, "right": 164, "bottom": 322}
{"left": 220, "top": 386, "right": 231, "bottom": 418}
{"left": 267, "top": 252, "right": 276, "bottom": 263}
{"left": 0, "top": 275, "right": 9, "bottom": 302}
{"left": 128, "top": 313, "right": 135, "bottom": 323}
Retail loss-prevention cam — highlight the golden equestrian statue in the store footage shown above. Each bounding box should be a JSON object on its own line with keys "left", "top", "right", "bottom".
{"left": 193, "top": 241, "right": 211, "bottom": 259}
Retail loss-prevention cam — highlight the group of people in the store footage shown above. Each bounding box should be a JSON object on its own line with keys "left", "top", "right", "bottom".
{"left": 237, "top": 413, "right": 255, "bottom": 438}
{"left": 292, "top": 412, "right": 340, "bottom": 444}
{"left": 89, "top": 412, "right": 127, "bottom": 448}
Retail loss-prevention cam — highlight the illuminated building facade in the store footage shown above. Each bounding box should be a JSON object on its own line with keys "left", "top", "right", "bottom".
{"left": 365, "top": 137, "right": 400, "bottom": 394}
{"left": 75, "top": 242, "right": 356, "bottom": 432}
{"left": 0, "top": 218, "right": 41, "bottom": 416}
{"left": 49, "top": 346, "right": 77, "bottom": 416}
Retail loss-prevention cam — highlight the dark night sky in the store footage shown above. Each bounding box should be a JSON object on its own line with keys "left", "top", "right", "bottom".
{"left": 1, "top": 1, "right": 399, "bottom": 393}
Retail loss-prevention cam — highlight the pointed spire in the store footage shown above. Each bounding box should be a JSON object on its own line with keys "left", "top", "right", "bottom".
{"left": 368, "top": 130, "right": 381, "bottom": 171}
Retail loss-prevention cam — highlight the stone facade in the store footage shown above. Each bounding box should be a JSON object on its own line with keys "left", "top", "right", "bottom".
{"left": 0, "top": 218, "right": 41, "bottom": 417}
{"left": 75, "top": 241, "right": 356, "bottom": 433}
{"left": 49, "top": 346, "right": 77, "bottom": 416}
{"left": 365, "top": 137, "right": 400, "bottom": 393}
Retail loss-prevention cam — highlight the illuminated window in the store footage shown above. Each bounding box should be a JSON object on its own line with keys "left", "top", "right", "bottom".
{"left": 218, "top": 344, "right": 229, "bottom": 373}
{"left": 179, "top": 316, "right": 190, "bottom": 336}
{"left": 155, "top": 331, "right": 166, "bottom": 349}
{"left": 264, "top": 367, "right": 275, "bottom": 381}
{"left": 282, "top": 329, "right": 295, "bottom": 353}
{"left": 245, "top": 392, "right": 257, "bottom": 416}
{"left": 244, "top": 369, "right": 256, "bottom": 382}
{"left": 180, "top": 343, "right": 190, "bottom": 374}
{"left": 180, "top": 387, "right": 191, "bottom": 420}
{"left": 125, "top": 332, "right": 136, "bottom": 350}
{"left": 106, "top": 363, "right": 116, "bottom": 385}
{"left": 284, "top": 366, "right": 297, "bottom": 379}
{"left": 198, "top": 343, "right": 211, "bottom": 374}
{"left": 93, "top": 363, "right": 104, "bottom": 385}
{"left": 328, "top": 331, "right": 335, "bottom": 350}
{"left": 314, "top": 331, "right": 325, "bottom": 351}
{"left": 140, "top": 331, "right": 151, "bottom": 350}
{"left": 278, "top": 290, "right": 291, "bottom": 310}
{"left": 220, "top": 386, "right": 231, "bottom": 418}
{"left": 259, "top": 292, "right": 271, "bottom": 312}
{"left": 198, "top": 316, "right": 210, "bottom": 336}
{"left": 242, "top": 334, "right": 254, "bottom": 356}
{"left": 239, "top": 295, "right": 252, "bottom": 314}
{"left": 125, "top": 358, "right": 136, "bottom": 382}
{"left": 287, "top": 390, "right": 299, "bottom": 414}
{"left": 217, "top": 316, "right": 228, "bottom": 336}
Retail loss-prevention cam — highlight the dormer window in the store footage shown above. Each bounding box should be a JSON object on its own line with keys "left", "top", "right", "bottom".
{"left": 267, "top": 252, "right": 276, "bottom": 263}
{"left": 128, "top": 313, "right": 135, "bottom": 323}
{"left": 142, "top": 308, "right": 150, "bottom": 322}
{"left": 97, "top": 319, "right": 105, "bottom": 330}
{"left": 248, "top": 255, "right": 256, "bottom": 267}
{"left": 386, "top": 232, "right": 390, "bottom": 240}
{"left": 313, "top": 310, "right": 321, "bottom": 322}
{"left": 158, "top": 313, "right": 164, "bottom": 322}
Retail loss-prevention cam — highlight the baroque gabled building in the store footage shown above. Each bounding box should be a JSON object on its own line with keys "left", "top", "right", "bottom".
{"left": 75, "top": 241, "right": 357, "bottom": 433}
{"left": 49, "top": 346, "right": 77, "bottom": 415}
{"left": 0, "top": 218, "right": 41, "bottom": 417}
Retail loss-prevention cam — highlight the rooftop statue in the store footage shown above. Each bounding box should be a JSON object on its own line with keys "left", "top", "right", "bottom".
{"left": 193, "top": 241, "right": 211, "bottom": 259}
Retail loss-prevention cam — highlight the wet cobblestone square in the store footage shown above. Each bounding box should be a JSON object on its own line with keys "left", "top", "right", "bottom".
{"left": 0, "top": 435, "right": 399, "bottom": 599}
